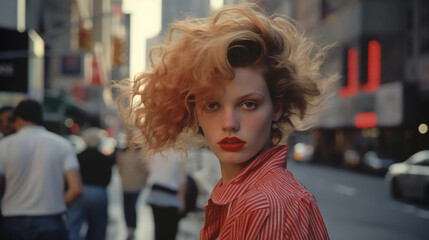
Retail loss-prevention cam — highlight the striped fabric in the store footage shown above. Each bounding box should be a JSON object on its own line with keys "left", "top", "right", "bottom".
{"left": 200, "top": 145, "right": 329, "bottom": 240}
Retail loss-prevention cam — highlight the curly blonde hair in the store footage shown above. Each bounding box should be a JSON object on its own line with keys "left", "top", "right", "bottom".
{"left": 118, "top": 3, "right": 336, "bottom": 153}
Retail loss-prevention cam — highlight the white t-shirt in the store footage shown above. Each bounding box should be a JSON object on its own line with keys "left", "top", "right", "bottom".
{"left": 0, "top": 125, "right": 79, "bottom": 216}
{"left": 147, "top": 149, "right": 186, "bottom": 191}
{"left": 146, "top": 149, "right": 186, "bottom": 208}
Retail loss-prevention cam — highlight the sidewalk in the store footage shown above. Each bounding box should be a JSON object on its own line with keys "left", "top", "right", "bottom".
{"left": 106, "top": 166, "right": 204, "bottom": 240}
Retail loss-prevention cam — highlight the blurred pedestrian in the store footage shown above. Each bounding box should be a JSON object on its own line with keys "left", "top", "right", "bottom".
{"left": 186, "top": 144, "right": 221, "bottom": 210}
{"left": 67, "top": 127, "right": 115, "bottom": 240}
{"left": 0, "top": 99, "right": 83, "bottom": 239}
{"left": 119, "top": 3, "right": 336, "bottom": 239}
{"left": 116, "top": 145, "right": 147, "bottom": 240}
{"left": 0, "top": 106, "right": 15, "bottom": 139}
{"left": 0, "top": 106, "right": 15, "bottom": 229}
{"left": 146, "top": 149, "right": 186, "bottom": 240}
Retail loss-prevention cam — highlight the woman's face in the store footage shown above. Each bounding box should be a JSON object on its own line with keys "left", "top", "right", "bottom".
{"left": 197, "top": 67, "right": 281, "bottom": 178}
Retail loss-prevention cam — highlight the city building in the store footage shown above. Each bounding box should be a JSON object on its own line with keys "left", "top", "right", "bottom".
{"left": 0, "top": 0, "right": 129, "bottom": 136}
{"left": 293, "top": 0, "right": 429, "bottom": 164}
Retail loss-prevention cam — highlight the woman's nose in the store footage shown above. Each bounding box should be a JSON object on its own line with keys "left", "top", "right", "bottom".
{"left": 222, "top": 108, "right": 239, "bottom": 132}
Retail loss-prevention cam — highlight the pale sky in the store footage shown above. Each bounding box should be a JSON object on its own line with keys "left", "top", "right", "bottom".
{"left": 123, "top": 0, "right": 162, "bottom": 78}
{"left": 122, "top": 0, "right": 223, "bottom": 79}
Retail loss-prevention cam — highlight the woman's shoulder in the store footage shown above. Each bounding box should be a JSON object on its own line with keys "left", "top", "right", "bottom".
{"left": 233, "top": 186, "right": 315, "bottom": 221}
{"left": 245, "top": 169, "right": 315, "bottom": 205}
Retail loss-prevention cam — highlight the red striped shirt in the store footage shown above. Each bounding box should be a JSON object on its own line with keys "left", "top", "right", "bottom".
{"left": 200, "top": 145, "right": 329, "bottom": 240}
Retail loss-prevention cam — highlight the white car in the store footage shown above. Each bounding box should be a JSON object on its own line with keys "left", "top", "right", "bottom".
{"left": 386, "top": 150, "right": 429, "bottom": 204}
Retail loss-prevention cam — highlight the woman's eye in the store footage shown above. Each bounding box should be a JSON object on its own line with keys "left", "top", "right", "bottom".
{"left": 240, "top": 101, "right": 257, "bottom": 110}
{"left": 206, "top": 103, "right": 219, "bottom": 110}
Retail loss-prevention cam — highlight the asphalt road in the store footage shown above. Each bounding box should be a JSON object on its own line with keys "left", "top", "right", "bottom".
{"left": 287, "top": 160, "right": 429, "bottom": 240}
{"left": 104, "top": 160, "right": 429, "bottom": 240}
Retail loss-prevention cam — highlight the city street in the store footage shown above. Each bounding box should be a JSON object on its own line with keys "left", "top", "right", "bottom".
{"left": 1, "top": 1, "right": 429, "bottom": 239}
{"left": 104, "top": 159, "right": 429, "bottom": 240}
{"left": 288, "top": 160, "right": 429, "bottom": 240}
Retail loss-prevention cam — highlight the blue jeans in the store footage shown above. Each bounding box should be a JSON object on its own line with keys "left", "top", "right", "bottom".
{"left": 0, "top": 214, "right": 69, "bottom": 240}
{"left": 67, "top": 185, "right": 108, "bottom": 240}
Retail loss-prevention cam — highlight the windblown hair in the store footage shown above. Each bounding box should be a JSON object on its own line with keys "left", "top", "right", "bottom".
{"left": 118, "top": 3, "right": 336, "bottom": 152}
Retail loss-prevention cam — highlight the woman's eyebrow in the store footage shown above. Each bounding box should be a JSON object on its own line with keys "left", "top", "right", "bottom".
{"left": 236, "top": 92, "right": 265, "bottom": 101}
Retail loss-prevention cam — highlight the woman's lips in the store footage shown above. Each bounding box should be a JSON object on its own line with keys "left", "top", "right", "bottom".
{"left": 218, "top": 137, "right": 246, "bottom": 151}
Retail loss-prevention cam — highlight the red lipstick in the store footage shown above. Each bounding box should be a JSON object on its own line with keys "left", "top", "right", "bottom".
{"left": 218, "top": 137, "right": 246, "bottom": 151}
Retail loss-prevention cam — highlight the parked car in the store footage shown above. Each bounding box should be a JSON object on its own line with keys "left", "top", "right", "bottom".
{"left": 386, "top": 150, "right": 429, "bottom": 204}
{"left": 362, "top": 151, "right": 395, "bottom": 174}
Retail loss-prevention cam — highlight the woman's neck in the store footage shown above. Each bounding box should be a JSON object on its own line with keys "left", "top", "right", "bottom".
{"left": 220, "top": 162, "right": 248, "bottom": 185}
{"left": 219, "top": 143, "right": 274, "bottom": 185}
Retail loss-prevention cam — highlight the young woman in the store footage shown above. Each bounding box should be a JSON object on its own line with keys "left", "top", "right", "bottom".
{"left": 119, "top": 3, "right": 335, "bottom": 239}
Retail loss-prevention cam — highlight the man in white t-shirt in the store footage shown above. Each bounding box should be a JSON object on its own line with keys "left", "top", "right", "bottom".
{"left": 0, "top": 99, "right": 83, "bottom": 239}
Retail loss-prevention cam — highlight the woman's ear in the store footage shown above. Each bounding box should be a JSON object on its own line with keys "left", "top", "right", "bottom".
{"left": 273, "top": 103, "right": 282, "bottom": 122}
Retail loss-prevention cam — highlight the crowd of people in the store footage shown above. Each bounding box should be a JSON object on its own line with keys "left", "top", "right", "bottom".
{"left": 0, "top": 3, "right": 334, "bottom": 240}
{"left": 0, "top": 100, "right": 204, "bottom": 240}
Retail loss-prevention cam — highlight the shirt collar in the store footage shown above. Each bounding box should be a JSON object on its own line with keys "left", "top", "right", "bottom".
{"left": 209, "top": 145, "right": 288, "bottom": 205}
{"left": 19, "top": 125, "right": 45, "bottom": 132}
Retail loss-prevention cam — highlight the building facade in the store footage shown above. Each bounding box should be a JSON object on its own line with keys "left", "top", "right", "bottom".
{"left": 0, "top": 0, "right": 129, "bottom": 135}
{"left": 294, "top": 0, "right": 429, "bottom": 164}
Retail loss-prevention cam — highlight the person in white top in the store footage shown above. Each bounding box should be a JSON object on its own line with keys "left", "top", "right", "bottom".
{"left": 0, "top": 99, "right": 82, "bottom": 239}
{"left": 0, "top": 105, "right": 15, "bottom": 227}
{"left": 186, "top": 145, "right": 221, "bottom": 209}
{"left": 146, "top": 148, "right": 186, "bottom": 240}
